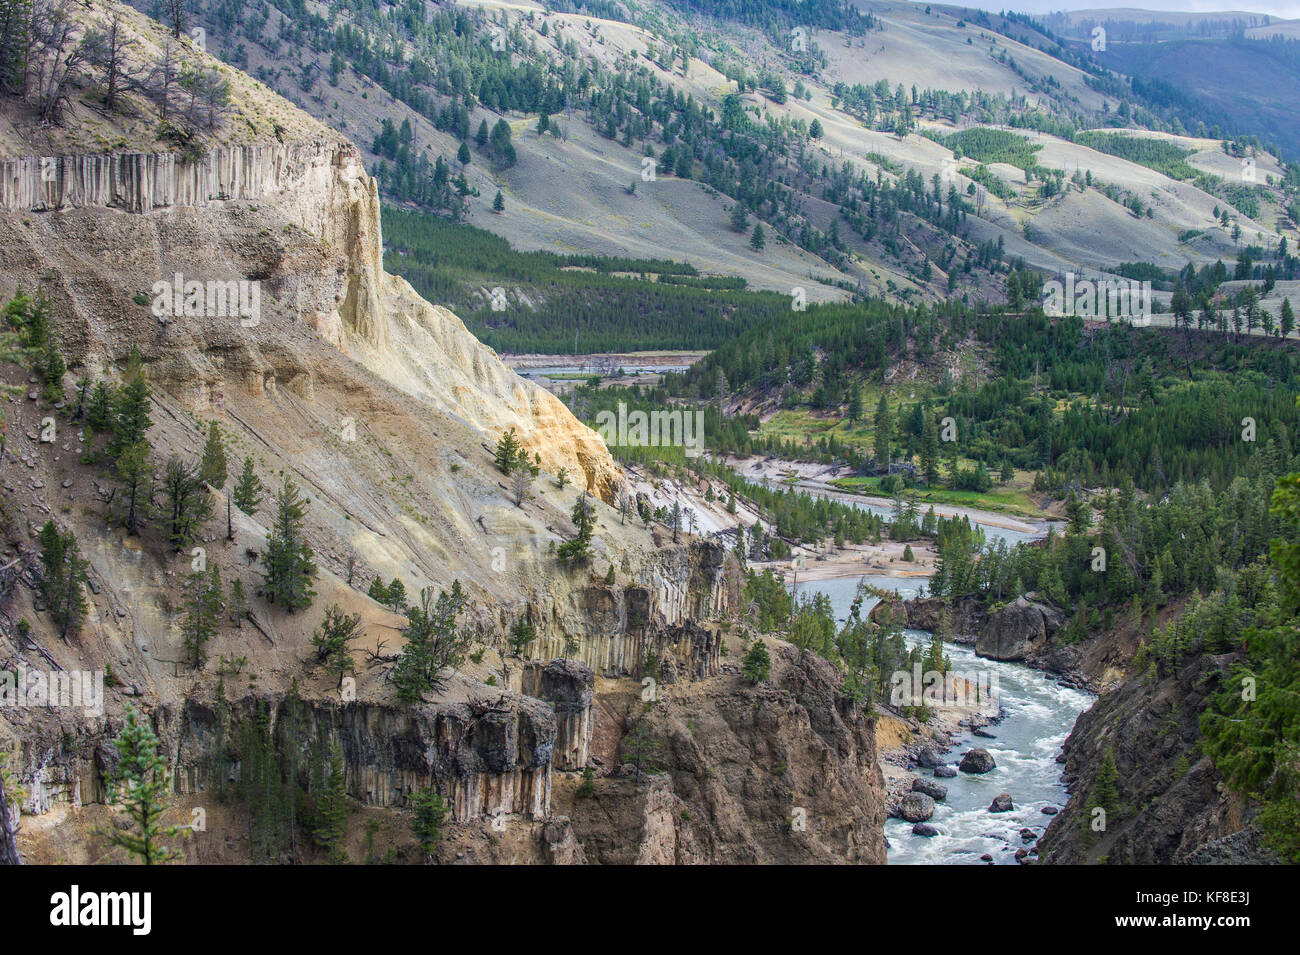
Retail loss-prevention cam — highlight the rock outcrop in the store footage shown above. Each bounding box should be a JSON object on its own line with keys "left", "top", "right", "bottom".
{"left": 885, "top": 595, "right": 1066, "bottom": 666}
{"left": 1038, "top": 651, "right": 1277, "bottom": 864}
{"left": 563, "top": 645, "right": 888, "bottom": 864}
{"left": 522, "top": 659, "right": 594, "bottom": 772}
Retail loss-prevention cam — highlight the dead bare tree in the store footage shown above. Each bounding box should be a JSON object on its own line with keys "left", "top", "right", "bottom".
{"left": 27, "top": 1, "right": 86, "bottom": 125}
{"left": 82, "top": 9, "right": 135, "bottom": 112}
{"left": 147, "top": 37, "right": 181, "bottom": 121}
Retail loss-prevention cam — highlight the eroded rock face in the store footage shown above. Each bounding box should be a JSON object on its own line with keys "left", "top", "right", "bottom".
{"left": 170, "top": 692, "right": 556, "bottom": 823}
{"left": 522, "top": 659, "right": 595, "bottom": 772}
{"left": 566, "top": 647, "right": 888, "bottom": 864}
{"left": 1038, "top": 652, "right": 1277, "bottom": 865}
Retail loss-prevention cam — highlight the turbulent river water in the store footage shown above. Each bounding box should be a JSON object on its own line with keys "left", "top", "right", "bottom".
{"left": 792, "top": 503, "right": 1094, "bottom": 865}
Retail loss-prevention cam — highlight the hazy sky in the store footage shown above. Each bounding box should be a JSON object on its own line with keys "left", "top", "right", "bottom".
{"left": 990, "top": 2, "right": 1300, "bottom": 16}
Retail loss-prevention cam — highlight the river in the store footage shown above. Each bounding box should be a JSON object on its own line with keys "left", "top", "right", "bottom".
{"left": 790, "top": 500, "right": 1092, "bottom": 865}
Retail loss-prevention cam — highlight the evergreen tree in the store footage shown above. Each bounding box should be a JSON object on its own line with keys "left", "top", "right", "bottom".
{"left": 749, "top": 223, "right": 766, "bottom": 251}
{"left": 729, "top": 202, "right": 749, "bottom": 232}
{"left": 385, "top": 578, "right": 408, "bottom": 613}
{"left": 182, "top": 565, "right": 222, "bottom": 668}
{"left": 38, "top": 520, "right": 89, "bottom": 639}
{"left": 557, "top": 493, "right": 596, "bottom": 563}
{"left": 367, "top": 577, "right": 390, "bottom": 605}
{"left": 874, "top": 394, "right": 892, "bottom": 470}
{"left": 508, "top": 617, "right": 536, "bottom": 655}
{"left": 741, "top": 638, "right": 771, "bottom": 683}
{"left": 457, "top": 141, "right": 471, "bottom": 165}
{"left": 392, "top": 581, "right": 470, "bottom": 701}
{"left": 620, "top": 718, "right": 662, "bottom": 782}
{"left": 847, "top": 386, "right": 863, "bottom": 424}
{"left": 115, "top": 440, "right": 153, "bottom": 533}
{"left": 104, "top": 705, "right": 181, "bottom": 864}
{"left": 410, "top": 787, "right": 448, "bottom": 859}
{"left": 86, "top": 380, "right": 116, "bottom": 432}
{"left": 232, "top": 456, "right": 264, "bottom": 515}
{"left": 311, "top": 605, "right": 360, "bottom": 688}
{"left": 261, "top": 475, "right": 317, "bottom": 612}
{"left": 108, "top": 347, "right": 151, "bottom": 460}
{"left": 494, "top": 427, "right": 523, "bottom": 475}
{"left": 40, "top": 340, "right": 65, "bottom": 403}
{"left": 161, "top": 453, "right": 212, "bottom": 551}
{"left": 492, "top": 189, "right": 504, "bottom": 212}
{"left": 228, "top": 576, "right": 248, "bottom": 627}
{"left": 198, "top": 420, "right": 228, "bottom": 488}
{"left": 313, "top": 744, "right": 350, "bottom": 864}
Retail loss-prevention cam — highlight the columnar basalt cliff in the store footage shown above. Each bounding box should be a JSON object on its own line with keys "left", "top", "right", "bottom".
{"left": 522, "top": 660, "right": 594, "bottom": 772}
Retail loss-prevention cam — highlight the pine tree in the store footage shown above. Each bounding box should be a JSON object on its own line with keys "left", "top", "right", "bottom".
{"left": 385, "top": 578, "right": 407, "bottom": 613}
{"left": 742, "top": 638, "right": 771, "bottom": 684}
{"left": 508, "top": 617, "right": 536, "bottom": 655}
{"left": 392, "top": 582, "right": 470, "bottom": 701}
{"left": 182, "top": 566, "right": 222, "bottom": 668}
{"left": 198, "top": 420, "right": 228, "bottom": 488}
{"left": 492, "top": 189, "right": 504, "bottom": 212}
{"left": 494, "top": 427, "right": 522, "bottom": 475}
{"left": 232, "top": 456, "right": 264, "bottom": 515}
{"left": 40, "top": 340, "right": 65, "bottom": 403}
{"left": 161, "top": 453, "right": 212, "bottom": 551}
{"left": 104, "top": 705, "right": 181, "bottom": 865}
{"left": 228, "top": 576, "right": 248, "bottom": 627}
{"left": 557, "top": 493, "right": 595, "bottom": 563}
{"left": 367, "top": 577, "right": 389, "bottom": 605}
{"left": 38, "top": 520, "right": 89, "bottom": 639}
{"left": 874, "top": 394, "right": 892, "bottom": 470}
{"left": 410, "top": 787, "right": 448, "bottom": 859}
{"left": 311, "top": 605, "right": 360, "bottom": 688}
{"left": 847, "top": 386, "right": 863, "bottom": 424}
{"left": 457, "top": 141, "right": 470, "bottom": 165}
{"left": 313, "top": 744, "right": 350, "bottom": 864}
{"left": 108, "top": 347, "right": 151, "bottom": 460}
{"left": 729, "top": 202, "right": 748, "bottom": 232}
{"left": 749, "top": 223, "right": 766, "bottom": 251}
{"left": 620, "top": 718, "right": 662, "bottom": 783}
{"left": 86, "top": 380, "right": 116, "bottom": 432}
{"left": 1091, "top": 748, "right": 1120, "bottom": 816}
{"left": 261, "top": 475, "right": 317, "bottom": 612}
{"left": 115, "top": 440, "right": 153, "bottom": 533}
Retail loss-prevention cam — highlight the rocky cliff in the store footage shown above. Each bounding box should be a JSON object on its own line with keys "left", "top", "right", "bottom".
{"left": 560, "top": 643, "right": 887, "bottom": 864}
{"left": 1037, "top": 650, "right": 1276, "bottom": 864}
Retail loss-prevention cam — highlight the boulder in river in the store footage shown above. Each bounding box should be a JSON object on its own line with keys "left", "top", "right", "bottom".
{"left": 911, "top": 778, "right": 948, "bottom": 800}
{"left": 973, "top": 728, "right": 997, "bottom": 739}
{"left": 980, "top": 853, "right": 994, "bottom": 862}
{"left": 899, "top": 792, "right": 936, "bottom": 823}
{"left": 912, "top": 823, "right": 939, "bottom": 837}
{"left": 960, "top": 748, "right": 997, "bottom": 774}
{"left": 1041, "top": 806, "right": 1059, "bottom": 816}
{"left": 915, "top": 745, "right": 946, "bottom": 769}
{"left": 988, "top": 793, "right": 1015, "bottom": 813}
{"left": 1020, "top": 827, "right": 1037, "bottom": 842}
{"left": 975, "top": 595, "right": 1063, "bottom": 661}
{"left": 934, "top": 765, "right": 957, "bottom": 778}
